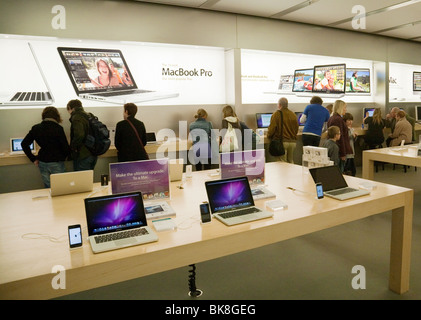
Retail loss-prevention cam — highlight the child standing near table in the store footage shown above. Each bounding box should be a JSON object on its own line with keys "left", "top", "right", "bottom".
{"left": 323, "top": 125, "right": 340, "bottom": 167}
{"left": 343, "top": 113, "right": 357, "bottom": 176}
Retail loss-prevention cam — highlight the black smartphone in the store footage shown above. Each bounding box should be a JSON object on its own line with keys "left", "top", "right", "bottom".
{"left": 68, "top": 224, "right": 82, "bottom": 248}
{"left": 200, "top": 203, "right": 212, "bottom": 224}
{"left": 316, "top": 182, "right": 324, "bottom": 199}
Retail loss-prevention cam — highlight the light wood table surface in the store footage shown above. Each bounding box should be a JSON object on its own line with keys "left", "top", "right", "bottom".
{"left": 362, "top": 145, "right": 421, "bottom": 180}
{"left": 0, "top": 162, "right": 413, "bottom": 299}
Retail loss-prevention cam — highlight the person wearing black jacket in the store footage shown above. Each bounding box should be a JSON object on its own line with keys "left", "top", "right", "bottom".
{"left": 115, "top": 103, "right": 149, "bottom": 162}
{"left": 21, "top": 106, "right": 70, "bottom": 188}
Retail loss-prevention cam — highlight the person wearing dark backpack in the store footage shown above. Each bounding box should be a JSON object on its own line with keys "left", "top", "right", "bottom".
{"left": 115, "top": 103, "right": 149, "bottom": 162}
{"left": 67, "top": 99, "right": 98, "bottom": 171}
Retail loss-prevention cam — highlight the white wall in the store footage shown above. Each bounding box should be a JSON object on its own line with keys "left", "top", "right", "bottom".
{"left": 0, "top": 0, "right": 421, "bottom": 191}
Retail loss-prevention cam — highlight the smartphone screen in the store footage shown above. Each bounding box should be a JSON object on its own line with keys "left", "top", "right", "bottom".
{"left": 316, "top": 183, "right": 324, "bottom": 199}
{"left": 68, "top": 224, "right": 82, "bottom": 248}
{"left": 200, "top": 203, "right": 211, "bottom": 223}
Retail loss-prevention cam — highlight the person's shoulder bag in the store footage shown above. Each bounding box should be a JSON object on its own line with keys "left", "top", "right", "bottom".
{"left": 126, "top": 119, "right": 149, "bottom": 160}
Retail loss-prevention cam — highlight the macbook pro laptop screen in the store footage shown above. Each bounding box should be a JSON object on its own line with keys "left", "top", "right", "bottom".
{"left": 206, "top": 176, "right": 254, "bottom": 214}
{"left": 309, "top": 165, "right": 348, "bottom": 192}
{"left": 85, "top": 192, "right": 147, "bottom": 237}
{"left": 57, "top": 47, "right": 136, "bottom": 94}
{"left": 10, "top": 138, "right": 34, "bottom": 154}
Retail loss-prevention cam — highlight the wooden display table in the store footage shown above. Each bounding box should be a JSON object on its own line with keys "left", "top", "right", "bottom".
{"left": 0, "top": 162, "right": 413, "bottom": 299}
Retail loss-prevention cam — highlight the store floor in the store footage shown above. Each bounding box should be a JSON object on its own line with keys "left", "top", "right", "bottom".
{"left": 57, "top": 165, "right": 421, "bottom": 300}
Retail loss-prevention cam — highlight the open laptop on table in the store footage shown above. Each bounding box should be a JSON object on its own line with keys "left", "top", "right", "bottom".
{"left": 309, "top": 165, "right": 369, "bottom": 200}
{"left": 84, "top": 191, "right": 158, "bottom": 253}
{"left": 50, "top": 170, "right": 93, "bottom": 197}
{"left": 205, "top": 176, "right": 273, "bottom": 226}
{"left": 9, "top": 137, "right": 35, "bottom": 155}
{"left": 146, "top": 132, "right": 159, "bottom": 144}
{"left": 57, "top": 47, "right": 179, "bottom": 105}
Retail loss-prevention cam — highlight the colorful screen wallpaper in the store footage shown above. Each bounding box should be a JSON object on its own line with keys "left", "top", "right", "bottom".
{"left": 207, "top": 178, "right": 253, "bottom": 213}
{"left": 86, "top": 194, "right": 145, "bottom": 235}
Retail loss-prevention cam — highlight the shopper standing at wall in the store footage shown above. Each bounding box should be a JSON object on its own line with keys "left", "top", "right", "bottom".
{"left": 67, "top": 99, "right": 97, "bottom": 171}
{"left": 21, "top": 106, "right": 70, "bottom": 188}
{"left": 115, "top": 103, "right": 149, "bottom": 162}
{"left": 267, "top": 97, "right": 299, "bottom": 163}
{"left": 189, "top": 108, "right": 214, "bottom": 171}
{"left": 301, "top": 96, "right": 331, "bottom": 147}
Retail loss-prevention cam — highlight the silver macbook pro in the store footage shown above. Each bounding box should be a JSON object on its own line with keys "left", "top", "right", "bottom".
{"left": 50, "top": 170, "right": 93, "bottom": 197}
{"left": 309, "top": 165, "right": 370, "bottom": 201}
{"left": 84, "top": 191, "right": 158, "bottom": 253}
{"left": 205, "top": 176, "right": 273, "bottom": 226}
{"left": 57, "top": 47, "right": 179, "bottom": 105}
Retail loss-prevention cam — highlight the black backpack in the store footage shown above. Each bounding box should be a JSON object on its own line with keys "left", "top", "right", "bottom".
{"left": 84, "top": 113, "right": 111, "bottom": 156}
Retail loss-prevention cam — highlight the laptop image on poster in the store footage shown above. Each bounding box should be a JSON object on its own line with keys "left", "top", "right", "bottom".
{"left": 0, "top": 43, "right": 54, "bottom": 106}
{"left": 57, "top": 47, "right": 179, "bottom": 104}
{"left": 84, "top": 191, "right": 158, "bottom": 253}
{"left": 205, "top": 176, "right": 273, "bottom": 226}
{"left": 263, "top": 74, "right": 294, "bottom": 95}
{"left": 50, "top": 170, "right": 94, "bottom": 197}
{"left": 309, "top": 165, "right": 369, "bottom": 201}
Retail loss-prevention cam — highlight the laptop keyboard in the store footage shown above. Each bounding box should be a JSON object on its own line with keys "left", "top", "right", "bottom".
{"left": 327, "top": 187, "right": 358, "bottom": 196}
{"left": 98, "top": 89, "right": 153, "bottom": 97}
{"left": 94, "top": 228, "right": 149, "bottom": 244}
{"left": 11, "top": 92, "right": 51, "bottom": 102}
{"left": 219, "top": 207, "right": 261, "bottom": 219}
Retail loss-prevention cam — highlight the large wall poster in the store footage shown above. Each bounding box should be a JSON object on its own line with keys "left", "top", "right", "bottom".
{"left": 389, "top": 62, "right": 421, "bottom": 103}
{"left": 0, "top": 34, "right": 226, "bottom": 109}
{"left": 240, "top": 49, "right": 375, "bottom": 104}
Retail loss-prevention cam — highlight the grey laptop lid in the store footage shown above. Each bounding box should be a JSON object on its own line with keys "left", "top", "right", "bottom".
{"left": 0, "top": 43, "right": 54, "bottom": 106}
{"left": 309, "top": 166, "right": 369, "bottom": 200}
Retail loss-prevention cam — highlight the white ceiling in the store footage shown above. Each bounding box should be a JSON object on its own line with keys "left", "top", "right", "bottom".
{"left": 134, "top": 0, "right": 421, "bottom": 42}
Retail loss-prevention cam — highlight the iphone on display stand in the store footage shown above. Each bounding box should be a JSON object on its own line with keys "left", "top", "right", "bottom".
{"left": 68, "top": 224, "right": 82, "bottom": 249}
{"left": 200, "top": 202, "right": 212, "bottom": 224}
{"left": 316, "top": 182, "right": 324, "bottom": 199}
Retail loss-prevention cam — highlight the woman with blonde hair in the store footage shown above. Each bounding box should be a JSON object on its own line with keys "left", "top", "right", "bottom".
{"left": 363, "top": 108, "right": 385, "bottom": 149}
{"left": 220, "top": 105, "right": 241, "bottom": 152}
{"left": 327, "top": 100, "right": 353, "bottom": 172}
